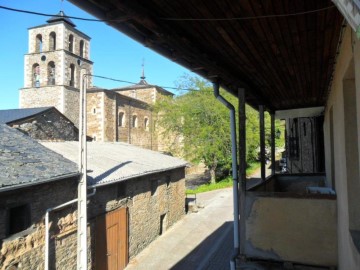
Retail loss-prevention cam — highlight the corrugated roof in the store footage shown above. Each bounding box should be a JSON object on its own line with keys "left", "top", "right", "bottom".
{"left": 41, "top": 141, "right": 187, "bottom": 187}
{"left": 0, "top": 125, "right": 79, "bottom": 192}
{"left": 0, "top": 107, "right": 52, "bottom": 124}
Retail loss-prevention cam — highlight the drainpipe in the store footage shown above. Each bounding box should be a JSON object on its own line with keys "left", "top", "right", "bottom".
{"left": 44, "top": 188, "right": 96, "bottom": 270}
{"left": 213, "top": 82, "right": 239, "bottom": 270}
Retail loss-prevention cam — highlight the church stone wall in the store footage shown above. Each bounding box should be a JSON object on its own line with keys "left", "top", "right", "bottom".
{"left": 24, "top": 50, "right": 63, "bottom": 88}
{"left": 117, "top": 96, "right": 153, "bottom": 149}
{"left": 64, "top": 87, "right": 80, "bottom": 127}
{"left": 20, "top": 86, "right": 63, "bottom": 111}
{"left": 103, "top": 92, "right": 117, "bottom": 141}
{"left": 87, "top": 91, "right": 104, "bottom": 142}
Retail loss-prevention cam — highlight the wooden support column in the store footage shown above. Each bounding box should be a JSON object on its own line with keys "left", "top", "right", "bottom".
{"left": 259, "top": 105, "right": 266, "bottom": 181}
{"left": 238, "top": 88, "right": 246, "bottom": 258}
{"left": 271, "top": 112, "right": 276, "bottom": 175}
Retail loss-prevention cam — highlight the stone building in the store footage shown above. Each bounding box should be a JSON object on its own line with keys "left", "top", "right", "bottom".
{"left": 0, "top": 124, "right": 79, "bottom": 270}
{"left": 0, "top": 107, "right": 79, "bottom": 141}
{"left": 19, "top": 12, "right": 93, "bottom": 127}
{"left": 41, "top": 141, "right": 187, "bottom": 270}
{"left": 19, "top": 14, "right": 174, "bottom": 151}
{"left": 0, "top": 124, "right": 186, "bottom": 270}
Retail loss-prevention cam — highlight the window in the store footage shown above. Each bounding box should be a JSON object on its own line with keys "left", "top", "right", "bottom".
{"left": 151, "top": 180, "right": 158, "bottom": 196}
{"left": 117, "top": 182, "right": 127, "bottom": 198}
{"left": 8, "top": 204, "right": 31, "bottom": 235}
{"left": 69, "top": 64, "right": 75, "bottom": 86}
{"left": 92, "top": 107, "right": 97, "bottom": 114}
{"left": 118, "top": 112, "right": 125, "bottom": 127}
{"left": 132, "top": 115, "right": 138, "bottom": 128}
{"left": 49, "top": 32, "right": 56, "bottom": 50}
{"left": 93, "top": 135, "right": 97, "bottom": 141}
{"left": 35, "top": 34, "right": 42, "bottom": 53}
{"left": 47, "top": 61, "right": 55, "bottom": 85}
{"left": 80, "top": 40, "right": 84, "bottom": 57}
{"left": 69, "top": 34, "right": 74, "bottom": 52}
{"left": 33, "top": 63, "right": 40, "bottom": 87}
{"left": 144, "top": 117, "right": 149, "bottom": 130}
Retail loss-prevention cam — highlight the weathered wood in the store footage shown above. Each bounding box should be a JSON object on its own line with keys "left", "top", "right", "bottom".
{"left": 70, "top": 0, "right": 344, "bottom": 110}
{"left": 238, "top": 88, "right": 246, "bottom": 257}
{"left": 271, "top": 113, "right": 276, "bottom": 175}
{"left": 259, "top": 105, "right": 266, "bottom": 181}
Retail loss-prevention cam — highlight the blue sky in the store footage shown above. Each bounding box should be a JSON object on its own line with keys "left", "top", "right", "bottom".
{"left": 0, "top": 0, "right": 194, "bottom": 109}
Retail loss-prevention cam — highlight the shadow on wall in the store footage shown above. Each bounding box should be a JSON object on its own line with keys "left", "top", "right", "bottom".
{"left": 170, "top": 221, "right": 233, "bottom": 270}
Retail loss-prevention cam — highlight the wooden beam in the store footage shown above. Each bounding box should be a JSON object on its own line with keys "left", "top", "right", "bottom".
{"left": 238, "top": 88, "right": 246, "bottom": 259}
{"left": 271, "top": 112, "right": 276, "bottom": 175}
{"left": 259, "top": 105, "right": 266, "bottom": 181}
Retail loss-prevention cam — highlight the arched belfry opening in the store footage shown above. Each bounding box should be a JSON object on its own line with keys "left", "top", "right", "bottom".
{"left": 35, "top": 34, "right": 42, "bottom": 53}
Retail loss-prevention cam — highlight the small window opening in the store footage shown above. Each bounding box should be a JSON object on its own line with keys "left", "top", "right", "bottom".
{"left": 69, "top": 64, "right": 75, "bottom": 86}
{"left": 93, "top": 135, "right": 97, "bottom": 141}
{"left": 33, "top": 64, "right": 40, "bottom": 87}
{"left": 132, "top": 115, "right": 138, "bottom": 128}
{"left": 69, "top": 34, "right": 74, "bottom": 53}
{"left": 92, "top": 108, "right": 96, "bottom": 114}
{"left": 80, "top": 40, "right": 84, "bottom": 57}
{"left": 8, "top": 204, "right": 31, "bottom": 236}
{"left": 144, "top": 117, "right": 149, "bottom": 130}
{"left": 36, "top": 34, "right": 42, "bottom": 53}
{"left": 47, "top": 61, "right": 55, "bottom": 85}
{"left": 49, "top": 32, "right": 56, "bottom": 50}
{"left": 118, "top": 112, "right": 125, "bottom": 127}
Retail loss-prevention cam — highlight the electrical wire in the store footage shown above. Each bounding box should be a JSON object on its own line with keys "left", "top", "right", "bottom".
{"left": 160, "top": 5, "right": 336, "bottom": 21}
{"left": 89, "top": 74, "right": 212, "bottom": 93}
{"left": 0, "top": 5, "right": 128, "bottom": 22}
{"left": 0, "top": 4, "right": 336, "bottom": 23}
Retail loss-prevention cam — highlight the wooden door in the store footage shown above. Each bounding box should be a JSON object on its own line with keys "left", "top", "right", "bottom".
{"left": 96, "top": 208, "right": 128, "bottom": 270}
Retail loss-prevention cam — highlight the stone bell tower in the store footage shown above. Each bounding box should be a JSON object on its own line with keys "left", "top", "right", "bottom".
{"left": 20, "top": 11, "right": 93, "bottom": 126}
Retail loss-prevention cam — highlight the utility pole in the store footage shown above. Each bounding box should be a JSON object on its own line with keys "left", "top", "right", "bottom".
{"left": 77, "top": 70, "right": 88, "bottom": 270}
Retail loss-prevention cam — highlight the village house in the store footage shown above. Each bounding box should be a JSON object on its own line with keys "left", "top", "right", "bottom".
{"left": 67, "top": 0, "right": 360, "bottom": 269}
{"left": 19, "top": 13, "right": 173, "bottom": 151}
{"left": 0, "top": 107, "right": 79, "bottom": 141}
{"left": 0, "top": 124, "right": 186, "bottom": 270}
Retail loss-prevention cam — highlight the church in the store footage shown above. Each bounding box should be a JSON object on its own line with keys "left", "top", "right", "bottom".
{"left": 19, "top": 12, "right": 173, "bottom": 151}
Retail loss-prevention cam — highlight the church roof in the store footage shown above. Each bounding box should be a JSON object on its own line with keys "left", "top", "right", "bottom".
{"left": 0, "top": 125, "right": 79, "bottom": 192}
{"left": 41, "top": 141, "right": 187, "bottom": 187}
{"left": 0, "top": 107, "right": 53, "bottom": 124}
{"left": 47, "top": 11, "right": 76, "bottom": 27}
{"left": 112, "top": 79, "right": 174, "bottom": 96}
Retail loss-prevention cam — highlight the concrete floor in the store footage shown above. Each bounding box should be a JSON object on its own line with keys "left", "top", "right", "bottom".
{"left": 125, "top": 188, "right": 234, "bottom": 270}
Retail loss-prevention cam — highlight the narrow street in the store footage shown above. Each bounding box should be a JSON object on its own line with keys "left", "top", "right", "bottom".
{"left": 125, "top": 188, "right": 234, "bottom": 270}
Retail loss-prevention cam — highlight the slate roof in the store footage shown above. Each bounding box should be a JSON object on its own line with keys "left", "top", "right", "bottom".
{"left": 47, "top": 11, "right": 76, "bottom": 27}
{"left": 41, "top": 141, "right": 188, "bottom": 187}
{"left": 0, "top": 125, "right": 79, "bottom": 192}
{"left": 0, "top": 107, "right": 52, "bottom": 124}
{"left": 112, "top": 79, "right": 174, "bottom": 96}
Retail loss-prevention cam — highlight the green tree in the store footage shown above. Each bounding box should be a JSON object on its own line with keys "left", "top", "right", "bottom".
{"left": 154, "top": 74, "right": 285, "bottom": 182}
{"left": 153, "top": 75, "right": 236, "bottom": 183}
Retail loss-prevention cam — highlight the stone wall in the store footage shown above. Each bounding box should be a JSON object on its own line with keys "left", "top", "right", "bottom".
{"left": 20, "top": 86, "right": 63, "bottom": 111}
{"left": 103, "top": 92, "right": 116, "bottom": 141}
{"left": 87, "top": 91, "right": 104, "bottom": 141}
{"left": 88, "top": 167, "right": 186, "bottom": 259}
{"left": 0, "top": 178, "right": 78, "bottom": 270}
{"left": 9, "top": 109, "right": 78, "bottom": 141}
{"left": 116, "top": 95, "right": 153, "bottom": 149}
{"left": 63, "top": 87, "right": 80, "bottom": 127}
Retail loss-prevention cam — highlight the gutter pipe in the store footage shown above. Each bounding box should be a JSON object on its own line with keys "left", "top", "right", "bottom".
{"left": 213, "top": 82, "right": 239, "bottom": 270}
{"left": 45, "top": 187, "right": 96, "bottom": 270}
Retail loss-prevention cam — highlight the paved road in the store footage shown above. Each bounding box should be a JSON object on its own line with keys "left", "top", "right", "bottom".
{"left": 125, "top": 188, "right": 234, "bottom": 270}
